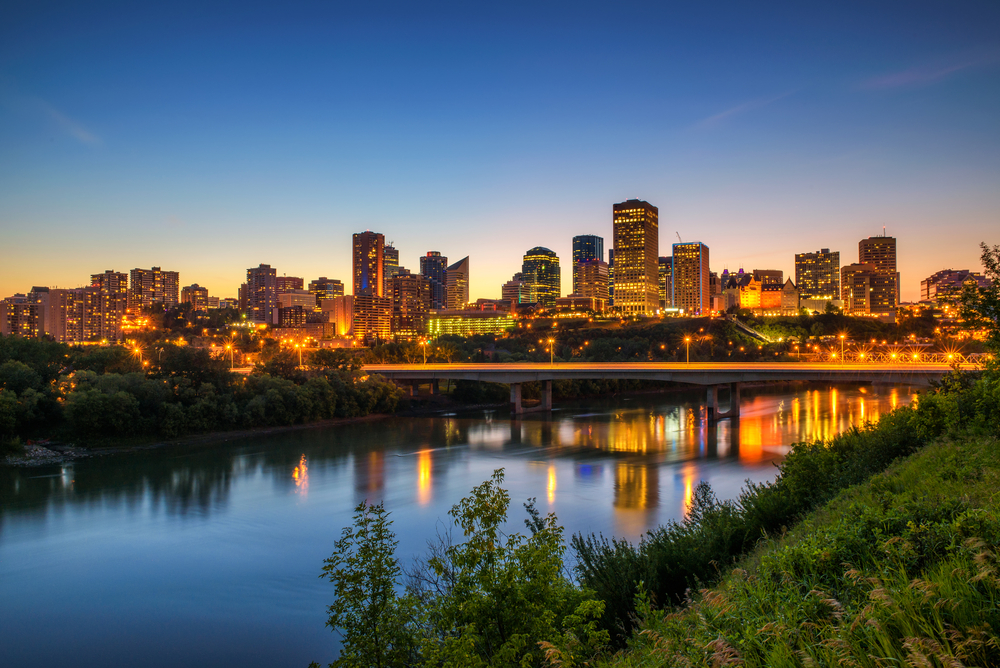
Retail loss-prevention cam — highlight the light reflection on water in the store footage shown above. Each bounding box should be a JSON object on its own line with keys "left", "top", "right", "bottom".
{"left": 0, "top": 383, "right": 918, "bottom": 668}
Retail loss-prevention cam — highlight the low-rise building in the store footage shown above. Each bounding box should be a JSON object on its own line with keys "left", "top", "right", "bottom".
{"left": 427, "top": 310, "right": 516, "bottom": 338}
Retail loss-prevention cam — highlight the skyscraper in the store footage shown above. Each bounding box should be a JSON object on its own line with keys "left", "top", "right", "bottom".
{"left": 308, "top": 277, "right": 344, "bottom": 309}
{"left": 572, "top": 235, "right": 604, "bottom": 263}
{"left": 658, "top": 256, "right": 672, "bottom": 309}
{"left": 572, "top": 235, "right": 604, "bottom": 295}
{"left": 445, "top": 256, "right": 470, "bottom": 309}
{"left": 353, "top": 231, "right": 385, "bottom": 297}
{"left": 246, "top": 264, "right": 278, "bottom": 324}
{"left": 391, "top": 272, "right": 430, "bottom": 340}
{"left": 382, "top": 244, "right": 399, "bottom": 296}
{"left": 612, "top": 199, "right": 659, "bottom": 314}
{"left": 128, "top": 267, "right": 180, "bottom": 310}
{"left": 521, "top": 247, "right": 560, "bottom": 308}
{"left": 574, "top": 259, "right": 609, "bottom": 310}
{"left": 795, "top": 249, "right": 841, "bottom": 301}
{"left": 859, "top": 234, "right": 899, "bottom": 308}
{"left": 607, "top": 249, "right": 614, "bottom": 307}
{"left": 420, "top": 251, "right": 448, "bottom": 309}
{"left": 671, "top": 243, "right": 710, "bottom": 315}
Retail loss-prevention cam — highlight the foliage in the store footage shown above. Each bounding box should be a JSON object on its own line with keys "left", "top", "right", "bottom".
{"left": 602, "top": 433, "right": 1000, "bottom": 668}
{"left": 318, "top": 501, "right": 415, "bottom": 668}
{"left": 573, "top": 372, "right": 1000, "bottom": 646}
{"left": 317, "top": 471, "right": 608, "bottom": 667}
{"left": 960, "top": 241, "right": 1000, "bottom": 362}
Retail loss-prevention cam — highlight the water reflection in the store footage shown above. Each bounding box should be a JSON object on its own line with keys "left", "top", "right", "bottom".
{"left": 293, "top": 455, "right": 309, "bottom": 497}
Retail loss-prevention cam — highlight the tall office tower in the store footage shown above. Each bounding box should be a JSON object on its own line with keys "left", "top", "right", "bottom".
{"left": 390, "top": 273, "right": 430, "bottom": 340}
{"left": 445, "top": 256, "right": 470, "bottom": 309}
{"left": 671, "top": 243, "right": 710, "bottom": 315}
{"left": 752, "top": 269, "right": 783, "bottom": 287}
{"left": 795, "top": 249, "right": 841, "bottom": 300}
{"left": 612, "top": 199, "right": 659, "bottom": 314}
{"left": 181, "top": 284, "right": 209, "bottom": 310}
{"left": 353, "top": 231, "right": 385, "bottom": 297}
{"left": 276, "top": 276, "right": 304, "bottom": 293}
{"left": 501, "top": 279, "right": 530, "bottom": 305}
{"left": 246, "top": 264, "right": 278, "bottom": 324}
{"left": 521, "top": 247, "right": 561, "bottom": 308}
{"left": 658, "top": 256, "right": 672, "bottom": 309}
{"left": 572, "top": 235, "right": 604, "bottom": 263}
{"left": 420, "top": 251, "right": 448, "bottom": 309}
{"left": 382, "top": 244, "right": 399, "bottom": 295}
{"left": 859, "top": 234, "right": 899, "bottom": 307}
{"left": 575, "top": 259, "right": 609, "bottom": 309}
{"left": 607, "top": 249, "right": 614, "bottom": 307}
{"left": 308, "top": 277, "right": 344, "bottom": 309}
{"left": 91, "top": 270, "right": 129, "bottom": 340}
{"left": 841, "top": 264, "right": 877, "bottom": 315}
{"left": 572, "top": 235, "right": 604, "bottom": 294}
{"left": 128, "top": 267, "right": 180, "bottom": 310}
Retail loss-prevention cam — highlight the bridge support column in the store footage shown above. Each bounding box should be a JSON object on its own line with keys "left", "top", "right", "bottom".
{"left": 509, "top": 383, "right": 523, "bottom": 415}
{"left": 706, "top": 386, "right": 719, "bottom": 422}
{"left": 430, "top": 379, "right": 440, "bottom": 395}
{"left": 542, "top": 381, "right": 552, "bottom": 411}
{"left": 708, "top": 382, "right": 741, "bottom": 421}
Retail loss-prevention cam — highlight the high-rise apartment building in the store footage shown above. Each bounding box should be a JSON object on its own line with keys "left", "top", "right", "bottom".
{"left": 276, "top": 276, "right": 304, "bottom": 293}
{"left": 795, "top": 249, "right": 841, "bottom": 301}
{"left": 445, "top": 257, "right": 470, "bottom": 309}
{"left": 420, "top": 251, "right": 448, "bottom": 310}
{"left": 612, "top": 199, "right": 659, "bottom": 314}
{"left": 391, "top": 273, "right": 430, "bottom": 340}
{"left": 91, "top": 270, "right": 129, "bottom": 340}
{"left": 658, "top": 257, "right": 672, "bottom": 309}
{"left": 128, "top": 267, "right": 180, "bottom": 310}
{"left": 246, "top": 264, "right": 278, "bottom": 324}
{"left": 308, "top": 277, "right": 344, "bottom": 309}
{"left": 181, "top": 284, "right": 209, "bottom": 311}
{"left": 521, "top": 247, "right": 560, "bottom": 308}
{"left": 607, "top": 249, "right": 614, "bottom": 307}
{"left": 859, "top": 235, "right": 899, "bottom": 307}
{"left": 671, "top": 243, "right": 710, "bottom": 315}
{"left": 353, "top": 231, "right": 385, "bottom": 297}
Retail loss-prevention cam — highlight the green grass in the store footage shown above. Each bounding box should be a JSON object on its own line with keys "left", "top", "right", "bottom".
{"left": 600, "top": 434, "right": 1000, "bottom": 667}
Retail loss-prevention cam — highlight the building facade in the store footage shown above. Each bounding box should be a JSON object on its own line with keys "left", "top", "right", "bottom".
{"left": 276, "top": 276, "right": 304, "bottom": 293}
{"left": 353, "top": 231, "right": 385, "bottom": 297}
{"left": 795, "top": 249, "right": 840, "bottom": 301}
{"left": 308, "top": 278, "right": 345, "bottom": 309}
{"left": 521, "top": 247, "right": 560, "bottom": 309}
{"left": 181, "top": 284, "right": 209, "bottom": 311}
{"left": 246, "top": 264, "right": 278, "bottom": 324}
{"left": 921, "top": 269, "right": 990, "bottom": 304}
{"left": 859, "top": 235, "right": 899, "bottom": 308}
{"left": 128, "top": 267, "right": 180, "bottom": 310}
{"left": 445, "top": 256, "right": 470, "bottom": 309}
{"left": 382, "top": 244, "right": 399, "bottom": 296}
{"left": 420, "top": 251, "right": 448, "bottom": 310}
{"left": 91, "top": 270, "right": 129, "bottom": 340}
{"left": 672, "top": 242, "right": 710, "bottom": 315}
{"left": 391, "top": 273, "right": 431, "bottom": 340}
{"left": 574, "top": 259, "right": 609, "bottom": 310}
{"left": 658, "top": 256, "right": 672, "bottom": 309}
{"left": 612, "top": 200, "right": 659, "bottom": 314}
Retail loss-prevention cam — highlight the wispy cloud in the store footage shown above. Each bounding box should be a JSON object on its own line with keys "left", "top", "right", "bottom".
{"left": 862, "top": 52, "right": 1000, "bottom": 90}
{"left": 693, "top": 91, "right": 795, "bottom": 129}
{"left": 34, "top": 98, "right": 101, "bottom": 145}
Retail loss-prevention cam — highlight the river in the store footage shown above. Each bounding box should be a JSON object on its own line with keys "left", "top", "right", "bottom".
{"left": 0, "top": 382, "right": 917, "bottom": 667}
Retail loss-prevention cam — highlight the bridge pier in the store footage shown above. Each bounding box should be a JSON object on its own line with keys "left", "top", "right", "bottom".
{"left": 510, "top": 383, "right": 523, "bottom": 415}
{"left": 706, "top": 382, "right": 741, "bottom": 422}
{"left": 508, "top": 381, "right": 553, "bottom": 416}
{"left": 542, "top": 381, "right": 552, "bottom": 411}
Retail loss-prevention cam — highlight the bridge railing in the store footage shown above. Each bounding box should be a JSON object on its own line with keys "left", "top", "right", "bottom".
{"left": 815, "top": 352, "right": 990, "bottom": 365}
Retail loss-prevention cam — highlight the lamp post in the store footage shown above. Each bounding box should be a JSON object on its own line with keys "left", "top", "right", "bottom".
{"left": 226, "top": 344, "right": 233, "bottom": 369}
{"left": 295, "top": 343, "right": 302, "bottom": 368}
{"left": 548, "top": 338, "right": 555, "bottom": 365}
{"left": 421, "top": 340, "right": 427, "bottom": 364}
{"left": 685, "top": 336, "right": 691, "bottom": 364}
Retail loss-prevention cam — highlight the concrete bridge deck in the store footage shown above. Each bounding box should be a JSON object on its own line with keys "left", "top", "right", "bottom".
{"left": 365, "top": 362, "right": 956, "bottom": 417}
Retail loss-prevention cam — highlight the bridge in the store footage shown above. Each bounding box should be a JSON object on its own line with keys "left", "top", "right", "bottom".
{"left": 364, "top": 362, "right": 958, "bottom": 417}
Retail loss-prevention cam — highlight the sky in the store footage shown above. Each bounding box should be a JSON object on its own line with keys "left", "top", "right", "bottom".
{"left": 1, "top": 1, "right": 998, "bottom": 303}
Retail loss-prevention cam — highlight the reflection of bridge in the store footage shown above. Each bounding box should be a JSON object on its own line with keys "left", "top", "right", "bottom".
{"left": 364, "top": 362, "right": 957, "bottom": 417}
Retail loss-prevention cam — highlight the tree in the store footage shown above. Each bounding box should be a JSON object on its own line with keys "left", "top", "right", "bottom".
{"left": 960, "top": 242, "right": 1000, "bottom": 362}
{"left": 318, "top": 501, "right": 415, "bottom": 668}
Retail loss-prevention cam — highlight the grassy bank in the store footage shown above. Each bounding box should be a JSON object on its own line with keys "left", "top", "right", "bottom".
{"left": 602, "top": 430, "right": 1000, "bottom": 667}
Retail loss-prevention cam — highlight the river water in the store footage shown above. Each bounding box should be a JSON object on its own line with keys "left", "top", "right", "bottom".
{"left": 0, "top": 383, "right": 917, "bottom": 667}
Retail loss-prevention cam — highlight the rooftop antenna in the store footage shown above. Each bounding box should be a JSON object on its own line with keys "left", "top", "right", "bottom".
{"left": 882, "top": 226, "right": 886, "bottom": 237}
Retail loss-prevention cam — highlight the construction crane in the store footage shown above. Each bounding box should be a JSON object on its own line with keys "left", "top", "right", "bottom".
{"left": 675, "top": 232, "right": 683, "bottom": 244}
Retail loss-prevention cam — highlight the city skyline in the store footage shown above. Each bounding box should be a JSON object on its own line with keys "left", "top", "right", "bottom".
{"left": 2, "top": 3, "right": 998, "bottom": 302}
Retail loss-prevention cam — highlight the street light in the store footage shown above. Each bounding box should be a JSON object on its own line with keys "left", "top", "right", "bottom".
{"left": 295, "top": 343, "right": 302, "bottom": 368}
{"left": 684, "top": 336, "right": 691, "bottom": 364}
{"left": 420, "top": 340, "right": 427, "bottom": 364}
{"left": 548, "top": 338, "right": 555, "bottom": 365}
{"left": 226, "top": 344, "right": 234, "bottom": 369}
{"left": 839, "top": 334, "right": 846, "bottom": 362}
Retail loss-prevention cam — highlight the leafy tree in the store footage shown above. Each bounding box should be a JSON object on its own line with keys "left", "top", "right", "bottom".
{"left": 317, "top": 501, "right": 415, "bottom": 668}
{"left": 960, "top": 242, "right": 1000, "bottom": 362}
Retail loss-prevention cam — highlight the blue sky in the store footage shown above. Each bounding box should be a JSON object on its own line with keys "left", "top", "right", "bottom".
{"left": 1, "top": 1, "right": 998, "bottom": 301}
